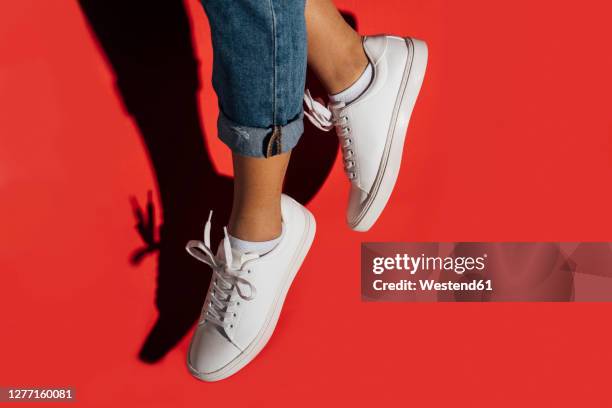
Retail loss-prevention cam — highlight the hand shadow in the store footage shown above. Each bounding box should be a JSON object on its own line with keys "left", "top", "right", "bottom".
{"left": 78, "top": 0, "right": 353, "bottom": 363}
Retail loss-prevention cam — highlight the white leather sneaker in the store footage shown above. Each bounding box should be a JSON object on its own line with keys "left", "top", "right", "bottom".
{"left": 304, "top": 35, "right": 428, "bottom": 231}
{"left": 184, "top": 194, "right": 315, "bottom": 381}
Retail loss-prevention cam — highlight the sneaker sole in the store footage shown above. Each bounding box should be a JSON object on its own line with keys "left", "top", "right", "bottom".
{"left": 186, "top": 205, "right": 316, "bottom": 382}
{"left": 350, "top": 37, "right": 428, "bottom": 231}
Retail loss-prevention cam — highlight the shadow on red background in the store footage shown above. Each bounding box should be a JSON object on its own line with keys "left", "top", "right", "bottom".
{"left": 78, "top": 0, "right": 341, "bottom": 363}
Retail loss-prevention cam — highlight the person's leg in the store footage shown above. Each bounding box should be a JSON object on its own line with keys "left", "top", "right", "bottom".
{"left": 305, "top": 0, "right": 368, "bottom": 95}
{"left": 188, "top": 1, "right": 317, "bottom": 382}
{"left": 201, "top": 0, "right": 307, "bottom": 248}
{"left": 229, "top": 151, "right": 290, "bottom": 242}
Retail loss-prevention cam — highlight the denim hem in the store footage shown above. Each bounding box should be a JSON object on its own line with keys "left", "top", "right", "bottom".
{"left": 217, "top": 110, "right": 304, "bottom": 158}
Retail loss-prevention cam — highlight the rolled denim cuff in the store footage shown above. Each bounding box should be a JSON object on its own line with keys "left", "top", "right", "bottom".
{"left": 218, "top": 110, "right": 304, "bottom": 158}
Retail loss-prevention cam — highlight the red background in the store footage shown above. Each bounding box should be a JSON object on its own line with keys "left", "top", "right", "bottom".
{"left": 1, "top": 0, "right": 611, "bottom": 406}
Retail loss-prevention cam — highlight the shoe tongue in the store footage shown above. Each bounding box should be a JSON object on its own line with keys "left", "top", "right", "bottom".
{"left": 216, "top": 243, "right": 259, "bottom": 269}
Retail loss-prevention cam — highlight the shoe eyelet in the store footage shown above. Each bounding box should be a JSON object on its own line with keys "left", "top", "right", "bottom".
{"left": 247, "top": 270, "right": 251, "bottom": 274}
{"left": 230, "top": 325, "right": 234, "bottom": 329}
{"left": 233, "top": 313, "right": 237, "bottom": 317}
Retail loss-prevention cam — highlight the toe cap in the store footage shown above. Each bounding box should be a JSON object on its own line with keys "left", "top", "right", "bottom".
{"left": 188, "top": 323, "right": 242, "bottom": 375}
{"left": 347, "top": 185, "right": 369, "bottom": 226}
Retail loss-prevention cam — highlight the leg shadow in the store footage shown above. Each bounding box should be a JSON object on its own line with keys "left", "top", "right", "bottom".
{"left": 77, "top": 0, "right": 345, "bottom": 363}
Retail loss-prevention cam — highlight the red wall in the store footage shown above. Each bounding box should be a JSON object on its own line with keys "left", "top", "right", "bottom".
{"left": 1, "top": 0, "right": 611, "bottom": 406}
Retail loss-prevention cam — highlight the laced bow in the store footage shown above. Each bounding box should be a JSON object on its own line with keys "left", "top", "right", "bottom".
{"left": 185, "top": 211, "right": 256, "bottom": 330}
{"left": 303, "top": 90, "right": 357, "bottom": 180}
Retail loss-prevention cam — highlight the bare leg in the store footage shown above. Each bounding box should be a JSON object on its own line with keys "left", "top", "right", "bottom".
{"left": 229, "top": 0, "right": 366, "bottom": 243}
{"left": 228, "top": 151, "right": 290, "bottom": 242}
{"left": 305, "top": 0, "right": 369, "bottom": 94}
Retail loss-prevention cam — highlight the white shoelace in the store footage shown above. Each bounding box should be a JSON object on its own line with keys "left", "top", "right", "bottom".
{"left": 185, "top": 211, "right": 257, "bottom": 330}
{"left": 303, "top": 90, "right": 357, "bottom": 180}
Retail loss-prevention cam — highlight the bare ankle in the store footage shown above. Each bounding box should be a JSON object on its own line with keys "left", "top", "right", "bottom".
{"left": 326, "top": 38, "right": 369, "bottom": 94}
{"left": 228, "top": 213, "right": 282, "bottom": 242}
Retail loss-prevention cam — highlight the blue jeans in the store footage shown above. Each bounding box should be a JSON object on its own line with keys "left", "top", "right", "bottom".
{"left": 201, "top": 0, "right": 307, "bottom": 158}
